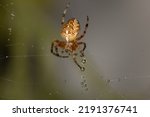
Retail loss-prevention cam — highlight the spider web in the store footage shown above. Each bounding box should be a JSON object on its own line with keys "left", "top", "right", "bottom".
{"left": 0, "top": 1, "right": 120, "bottom": 100}
{"left": 1, "top": 0, "right": 150, "bottom": 100}
{"left": 0, "top": 0, "right": 55, "bottom": 99}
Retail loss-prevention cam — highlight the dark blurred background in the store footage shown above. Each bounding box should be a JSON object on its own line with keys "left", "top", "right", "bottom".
{"left": 0, "top": 0, "right": 150, "bottom": 99}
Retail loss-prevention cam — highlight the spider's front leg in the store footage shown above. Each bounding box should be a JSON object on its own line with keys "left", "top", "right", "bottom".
{"left": 51, "top": 40, "right": 69, "bottom": 58}
{"left": 77, "top": 42, "right": 86, "bottom": 57}
{"left": 72, "top": 54, "right": 85, "bottom": 71}
{"left": 71, "top": 42, "right": 87, "bottom": 71}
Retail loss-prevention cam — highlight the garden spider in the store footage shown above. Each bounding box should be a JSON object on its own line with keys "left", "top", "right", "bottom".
{"left": 51, "top": 2, "right": 89, "bottom": 71}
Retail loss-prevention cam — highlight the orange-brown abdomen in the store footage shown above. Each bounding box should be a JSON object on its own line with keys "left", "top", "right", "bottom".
{"left": 61, "top": 18, "right": 80, "bottom": 42}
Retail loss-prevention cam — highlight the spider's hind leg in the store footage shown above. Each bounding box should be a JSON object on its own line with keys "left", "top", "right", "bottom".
{"left": 51, "top": 40, "right": 69, "bottom": 58}
{"left": 61, "top": 2, "right": 70, "bottom": 25}
{"left": 77, "top": 16, "right": 89, "bottom": 41}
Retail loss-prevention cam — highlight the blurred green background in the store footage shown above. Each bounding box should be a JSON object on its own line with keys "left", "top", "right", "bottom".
{"left": 1, "top": 0, "right": 150, "bottom": 99}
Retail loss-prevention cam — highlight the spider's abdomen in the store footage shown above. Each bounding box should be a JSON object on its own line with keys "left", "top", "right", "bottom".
{"left": 61, "top": 18, "right": 80, "bottom": 42}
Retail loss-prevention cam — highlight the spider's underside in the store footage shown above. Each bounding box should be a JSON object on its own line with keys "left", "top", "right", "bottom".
{"left": 51, "top": 2, "right": 89, "bottom": 71}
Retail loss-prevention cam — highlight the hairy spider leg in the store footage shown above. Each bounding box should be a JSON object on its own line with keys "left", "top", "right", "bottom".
{"left": 51, "top": 40, "right": 69, "bottom": 58}
{"left": 61, "top": 2, "right": 70, "bottom": 25}
{"left": 73, "top": 55, "right": 85, "bottom": 71}
{"left": 72, "top": 42, "right": 86, "bottom": 71}
{"left": 77, "top": 16, "right": 89, "bottom": 41}
{"left": 77, "top": 42, "right": 86, "bottom": 57}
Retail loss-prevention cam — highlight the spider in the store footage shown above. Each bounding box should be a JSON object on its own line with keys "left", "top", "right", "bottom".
{"left": 51, "top": 2, "right": 89, "bottom": 71}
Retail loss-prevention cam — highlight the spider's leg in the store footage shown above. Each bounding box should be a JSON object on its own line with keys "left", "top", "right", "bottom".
{"left": 77, "top": 16, "right": 89, "bottom": 41}
{"left": 61, "top": 2, "right": 70, "bottom": 25}
{"left": 77, "top": 42, "right": 86, "bottom": 57}
{"left": 51, "top": 40, "right": 69, "bottom": 58}
{"left": 73, "top": 55, "right": 85, "bottom": 71}
{"left": 54, "top": 44, "right": 69, "bottom": 58}
{"left": 51, "top": 40, "right": 59, "bottom": 56}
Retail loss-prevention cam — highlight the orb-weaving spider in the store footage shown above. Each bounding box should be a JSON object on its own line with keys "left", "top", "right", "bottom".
{"left": 51, "top": 2, "right": 89, "bottom": 71}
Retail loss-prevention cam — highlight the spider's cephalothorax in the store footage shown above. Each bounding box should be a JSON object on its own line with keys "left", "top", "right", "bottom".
{"left": 51, "top": 2, "right": 89, "bottom": 71}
